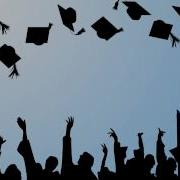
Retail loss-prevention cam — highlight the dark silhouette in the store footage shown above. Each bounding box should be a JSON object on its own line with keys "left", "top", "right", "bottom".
{"left": 75, "top": 28, "right": 86, "bottom": 35}
{"left": 61, "top": 116, "right": 97, "bottom": 180}
{"left": 98, "top": 144, "right": 116, "bottom": 180}
{"left": 149, "top": 20, "right": 179, "bottom": 47}
{"left": 0, "top": 21, "right": 9, "bottom": 34}
{"left": 91, "top": 17, "right": 123, "bottom": 40}
{"left": 123, "top": 2, "right": 151, "bottom": 20}
{"left": 173, "top": 6, "right": 180, "bottom": 16}
{"left": 26, "top": 23, "right": 53, "bottom": 45}
{"left": 17, "top": 117, "right": 60, "bottom": 180}
{"left": 113, "top": 0, "right": 120, "bottom": 10}
{"left": 0, "top": 44, "right": 21, "bottom": 78}
{"left": 58, "top": 5, "right": 76, "bottom": 32}
{"left": 108, "top": 128, "right": 127, "bottom": 179}
{"left": 0, "top": 113, "right": 180, "bottom": 179}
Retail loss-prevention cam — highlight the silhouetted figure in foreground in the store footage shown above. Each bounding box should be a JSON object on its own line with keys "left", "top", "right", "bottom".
{"left": 17, "top": 117, "right": 60, "bottom": 180}
{"left": 108, "top": 128, "right": 127, "bottom": 179}
{"left": 127, "top": 132, "right": 145, "bottom": 178}
{"left": 61, "top": 116, "right": 97, "bottom": 180}
{"left": 98, "top": 144, "right": 116, "bottom": 180}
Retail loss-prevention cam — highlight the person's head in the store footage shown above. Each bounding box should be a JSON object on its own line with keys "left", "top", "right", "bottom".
{"left": 78, "top": 152, "right": 94, "bottom": 169}
{"left": 5, "top": 164, "right": 21, "bottom": 180}
{"left": 145, "top": 154, "right": 155, "bottom": 171}
{"left": 45, "top": 156, "right": 58, "bottom": 172}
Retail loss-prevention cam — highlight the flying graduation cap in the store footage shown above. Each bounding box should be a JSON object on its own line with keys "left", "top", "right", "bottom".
{"left": 91, "top": 17, "right": 123, "bottom": 40}
{"left": 123, "top": 1, "right": 151, "bottom": 20}
{"left": 26, "top": 23, "right": 53, "bottom": 45}
{"left": 172, "top": 6, "right": 180, "bottom": 16}
{"left": 58, "top": 5, "right": 76, "bottom": 32}
{"left": 58, "top": 5, "right": 85, "bottom": 35}
{"left": 0, "top": 44, "right": 21, "bottom": 78}
{"left": 149, "top": 20, "right": 180, "bottom": 47}
{"left": 0, "top": 21, "right": 10, "bottom": 34}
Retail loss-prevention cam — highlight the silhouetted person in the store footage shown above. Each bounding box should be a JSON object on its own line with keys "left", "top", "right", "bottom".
{"left": 17, "top": 117, "right": 60, "bottom": 180}
{"left": 41, "top": 156, "right": 60, "bottom": 180}
{"left": 108, "top": 128, "right": 127, "bottom": 179}
{"left": 61, "top": 116, "right": 97, "bottom": 180}
{"left": 144, "top": 154, "right": 156, "bottom": 180}
{"left": 165, "top": 157, "right": 178, "bottom": 180}
{"left": 17, "top": 117, "right": 42, "bottom": 180}
{"left": 98, "top": 144, "right": 116, "bottom": 180}
{"left": 4, "top": 164, "right": 21, "bottom": 180}
{"left": 156, "top": 128, "right": 167, "bottom": 179}
{"left": 126, "top": 132, "right": 144, "bottom": 179}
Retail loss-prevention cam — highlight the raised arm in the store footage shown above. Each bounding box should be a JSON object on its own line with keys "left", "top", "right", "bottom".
{"left": 17, "top": 117, "right": 36, "bottom": 180}
{"left": 156, "top": 128, "right": 167, "bottom": 164}
{"left": 61, "top": 116, "right": 74, "bottom": 174}
{"left": 137, "top": 132, "right": 144, "bottom": 158}
{"left": 108, "top": 128, "right": 124, "bottom": 174}
{"left": 100, "top": 144, "right": 108, "bottom": 171}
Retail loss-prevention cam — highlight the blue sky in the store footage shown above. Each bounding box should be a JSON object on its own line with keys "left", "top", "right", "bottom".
{"left": 0, "top": 0, "right": 180, "bottom": 179}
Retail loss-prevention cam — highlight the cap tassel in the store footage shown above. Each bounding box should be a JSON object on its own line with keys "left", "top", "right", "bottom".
{"left": 0, "top": 21, "right": 10, "bottom": 34}
{"left": 113, "top": 0, "right": 120, "bottom": 10}
{"left": 170, "top": 32, "right": 180, "bottom": 47}
{"left": 117, "top": 27, "right": 124, "bottom": 33}
{"left": 9, "top": 64, "right": 19, "bottom": 79}
{"left": 75, "top": 28, "right": 86, "bottom": 35}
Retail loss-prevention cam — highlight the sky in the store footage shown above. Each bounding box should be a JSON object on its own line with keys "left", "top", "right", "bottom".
{"left": 0, "top": 0, "right": 180, "bottom": 179}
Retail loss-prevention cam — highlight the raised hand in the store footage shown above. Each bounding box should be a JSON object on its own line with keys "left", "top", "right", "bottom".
{"left": 101, "top": 144, "right": 108, "bottom": 155}
{"left": 66, "top": 116, "right": 74, "bottom": 136}
{"left": 108, "top": 128, "right": 118, "bottom": 142}
{"left": 17, "top": 117, "right": 26, "bottom": 131}
{"left": 138, "top": 132, "right": 143, "bottom": 137}
{"left": 158, "top": 128, "right": 165, "bottom": 137}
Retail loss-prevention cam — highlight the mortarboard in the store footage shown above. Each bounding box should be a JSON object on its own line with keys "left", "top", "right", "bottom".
{"left": 0, "top": 21, "right": 10, "bottom": 34}
{"left": 123, "top": 1, "right": 151, "bottom": 20}
{"left": 149, "top": 20, "right": 179, "bottom": 47}
{"left": 173, "top": 6, "right": 180, "bottom": 16}
{"left": 26, "top": 23, "right": 52, "bottom": 45}
{"left": 58, "top": 5, "right": 76, "bottom": 32}
{"left": 91, "top": 17, "right": 123, "bottom": 40}
{"left": 0, "top": 44, "right": 21, "bottom": 78}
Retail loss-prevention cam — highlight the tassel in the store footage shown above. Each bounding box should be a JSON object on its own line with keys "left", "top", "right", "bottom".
{"left": 9, "top": 64, "right": 19, "bottom": 79}
{"left": 113, "top": 0, "right": 120, "bottom": 10}
{"left": 0, "top": 21, "right": 10, "bottom": 34}
{"left": 170, "top": 32, "right": 180, "bottom": 48}
{"left": 117, "top": 27, "right": 124, "bottom": 33}
{"left": 75, "top": 28, "right": 86, "bottom": 35}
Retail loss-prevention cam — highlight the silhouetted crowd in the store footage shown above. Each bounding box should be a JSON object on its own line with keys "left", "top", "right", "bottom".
{"left": 0, "top": 116, "right": 179, "bottom": 180}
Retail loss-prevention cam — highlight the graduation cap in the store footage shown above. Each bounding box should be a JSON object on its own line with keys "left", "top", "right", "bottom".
{"left": 58, "top": 5, "right": 76, "bottom": 32}
{"left": 26, "top": 23, "right": 52, "bottom": 45}
{"left": 91, "top": 17, "right": 123, "bottom": 40}
{"left": 123, "top": 1, "right": 151, "bottom": 20}
{"left": 0, "top": 44, "right": 21, "bottom": 78}
{"left": 0, "top": 21, "right": 10, "bottom": 34}
{"left": 173, "top": 6, "right": 180, "bottom": 16}
{"left": 149, "top": 20, "right": 180, "bottom": 47}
